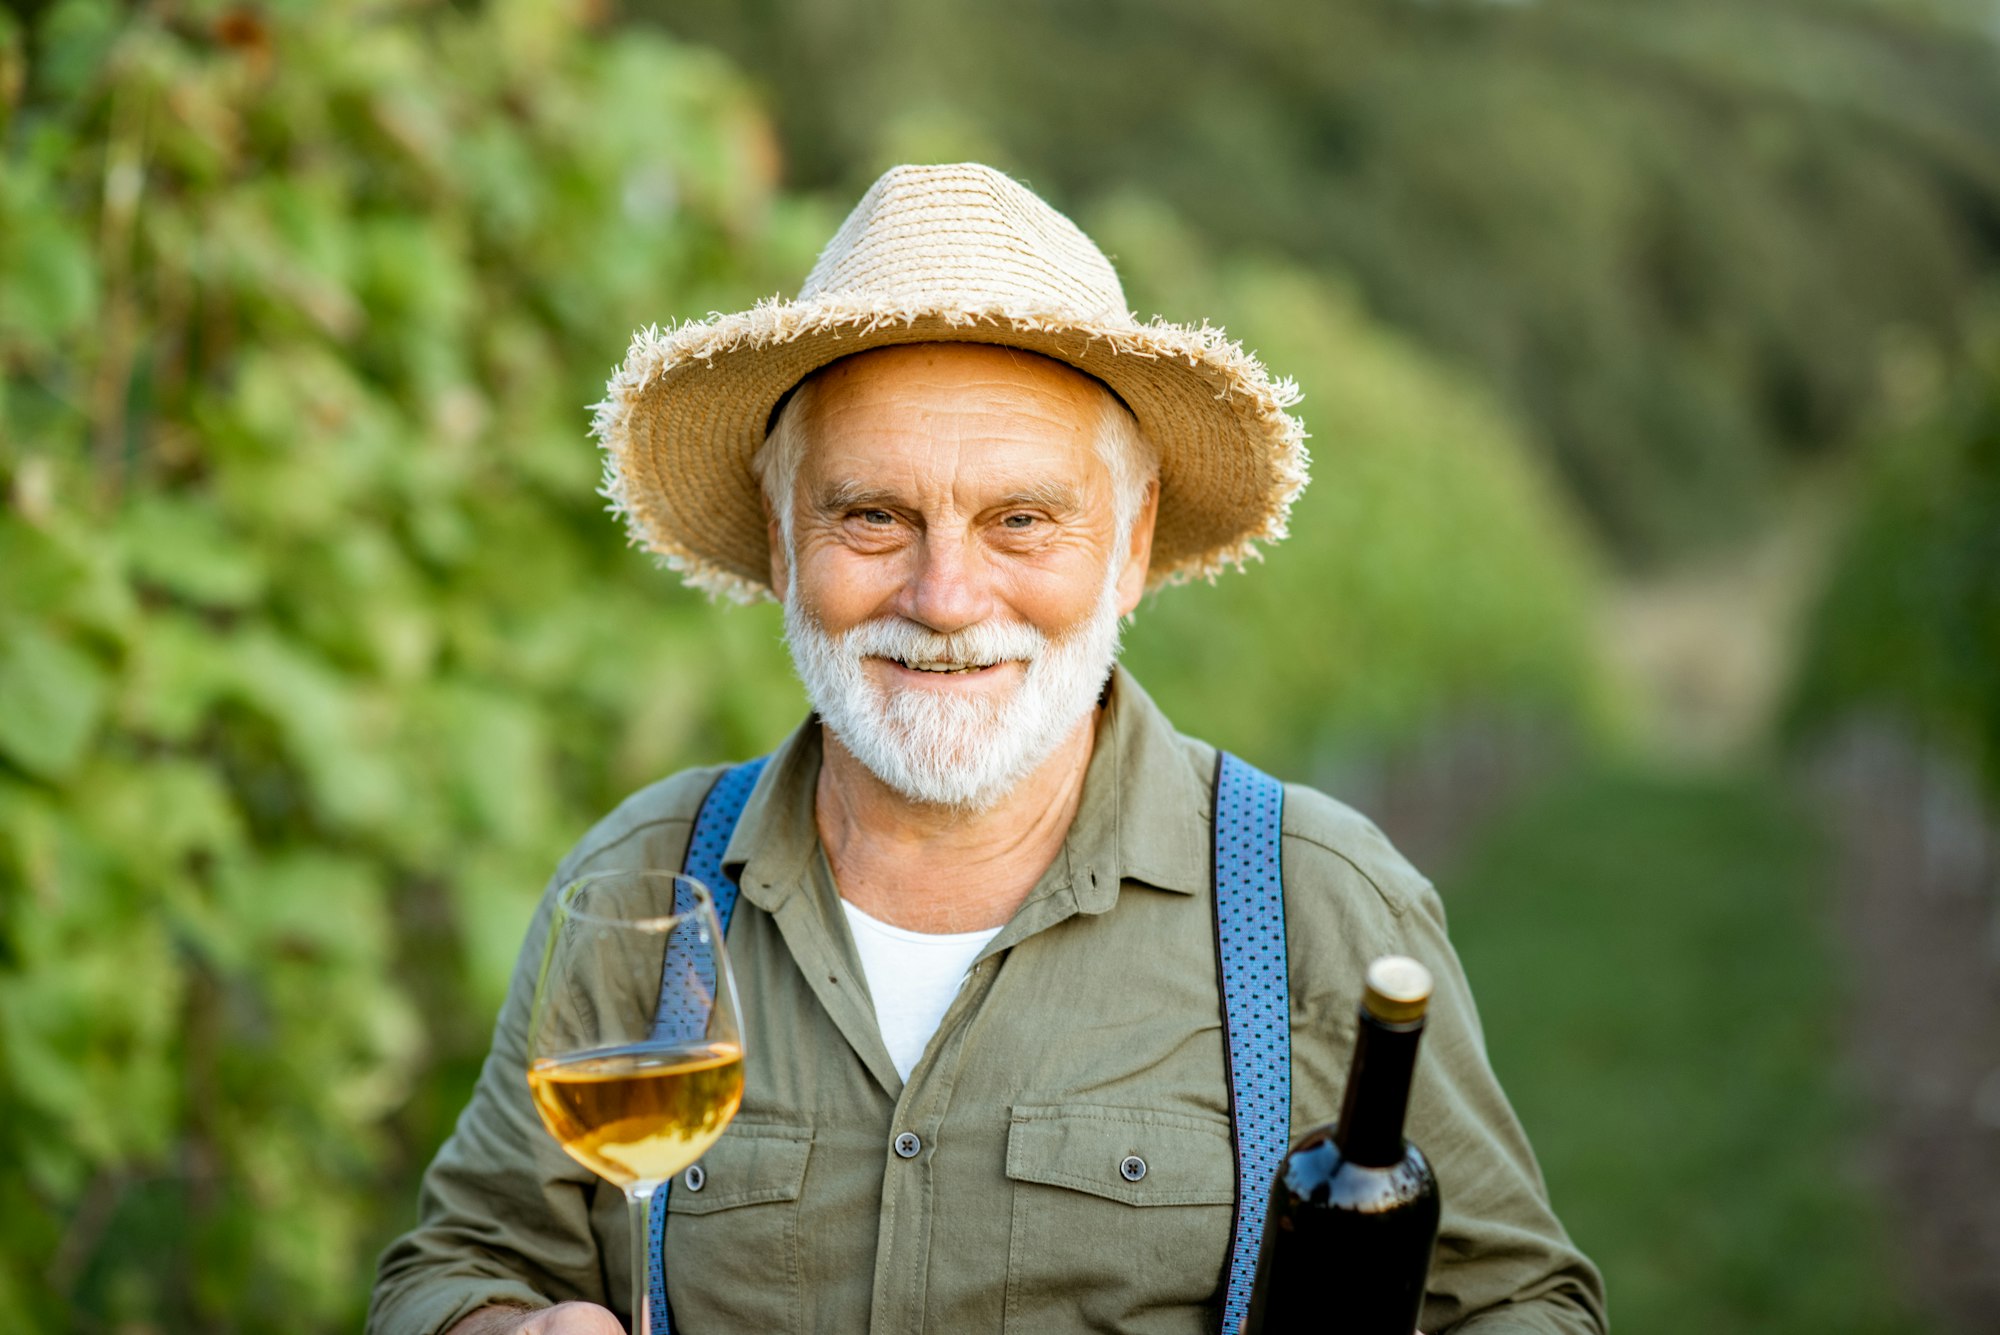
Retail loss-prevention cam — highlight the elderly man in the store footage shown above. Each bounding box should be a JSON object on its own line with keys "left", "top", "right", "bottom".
{"left": 369, "top": 164, "right": 1606, "bottom": 1335}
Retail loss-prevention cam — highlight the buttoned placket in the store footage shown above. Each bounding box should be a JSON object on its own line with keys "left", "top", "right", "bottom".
{"left": 740, "top": 818, "right": 1122, "bottom": 1335}
{"left": 854, "top": 850, "right": 1102, "bottom": 1335}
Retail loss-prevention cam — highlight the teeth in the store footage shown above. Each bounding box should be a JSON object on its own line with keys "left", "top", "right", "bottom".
{"left": 901, "top": 660, "right": 987, "bottom": 673}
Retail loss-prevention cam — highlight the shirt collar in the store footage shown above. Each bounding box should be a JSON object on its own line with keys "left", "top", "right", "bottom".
{"left": 1064, "top": 664, "right": 1208, "bottom": 903}
{"left": 721, "top": 664, "right": 1210, "bottom": 911}
{"left": 721, "top": 718, "right": 822, "bottom": 915}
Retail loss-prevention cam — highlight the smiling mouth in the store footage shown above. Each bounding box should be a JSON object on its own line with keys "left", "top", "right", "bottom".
{"left": 890, "top": 657, "right": 1000, "bottom": 675}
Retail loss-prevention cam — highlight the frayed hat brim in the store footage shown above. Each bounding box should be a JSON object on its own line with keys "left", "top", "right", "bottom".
{"left": 591, "top": 295, "right": 1309, "bottom": 603}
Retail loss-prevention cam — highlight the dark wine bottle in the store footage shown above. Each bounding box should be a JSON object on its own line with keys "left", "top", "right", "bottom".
{"left": 1241, "top": 955, "right": 1441, "bottom": 1335}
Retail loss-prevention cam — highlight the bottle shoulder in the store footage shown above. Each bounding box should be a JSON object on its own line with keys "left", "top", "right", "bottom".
{"left": 1278, "top": 1133, "right": 1437, "bottom": 1213}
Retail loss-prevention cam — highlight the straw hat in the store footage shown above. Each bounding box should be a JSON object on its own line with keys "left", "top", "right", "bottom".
{"left": 592, "top": 162, "right": 1308, "bottom": 602}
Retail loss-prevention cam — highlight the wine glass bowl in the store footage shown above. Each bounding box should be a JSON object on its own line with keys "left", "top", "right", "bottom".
{"left": 526, "top": 1039, "right": 743, "bottom": 1189}
{"left": 525, "top": 870, "right": 746, "bottom": 1332}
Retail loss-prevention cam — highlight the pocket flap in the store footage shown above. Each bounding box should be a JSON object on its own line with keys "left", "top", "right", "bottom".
{"left": 666, "top": 1120, "right": 812, "bottom": 1216}
{"left": 1005, "top": 1104, "right": 1236, "bottom": 1207}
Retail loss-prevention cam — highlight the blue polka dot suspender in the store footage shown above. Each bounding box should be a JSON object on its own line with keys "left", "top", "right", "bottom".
{"left": 1211, "top": 752, "right": 1292, "bottom": 1334}
{"left": 646, "top": 751, "right": 1290, "bottom": 1335}
{"left": 647, "top": 755, "right": 769, "bottom": 1335}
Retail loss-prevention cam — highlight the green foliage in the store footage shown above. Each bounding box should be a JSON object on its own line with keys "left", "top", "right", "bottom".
{"left": 1785, "top": 347, "right": 2000, "bottom": 804}
{"left": 651, "top": 0, "right": 2000, "bottom": 563}
{"left": 0, "top": 1, "right": 812, "bottom": 1326}
{"left": 1447, "top": 769, "right": 1925, "bottom": 1334}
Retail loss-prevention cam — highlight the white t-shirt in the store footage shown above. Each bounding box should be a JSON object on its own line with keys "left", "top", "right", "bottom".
{"left": 840, "top": 898, "right": 1001, "bottom": 1081}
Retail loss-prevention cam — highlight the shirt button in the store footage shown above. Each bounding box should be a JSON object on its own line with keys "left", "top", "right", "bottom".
{"left": 1119, "top": 1155, "right": 1148, "bottom": 1182}
{"left": 683, "top": 1164, "right": 706, "bottom": 1192}
{"left": 893, "top": 1131, "right": 922, "bottom": 1159}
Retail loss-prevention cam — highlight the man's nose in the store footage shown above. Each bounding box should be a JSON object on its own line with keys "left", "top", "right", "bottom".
{"left": 895, "top": 530, "right": 995, "bottom": 633}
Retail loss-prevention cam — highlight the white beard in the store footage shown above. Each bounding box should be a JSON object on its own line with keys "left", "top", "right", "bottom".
{"left": 782, "top": 563, "right": 1126, "bottom": 812}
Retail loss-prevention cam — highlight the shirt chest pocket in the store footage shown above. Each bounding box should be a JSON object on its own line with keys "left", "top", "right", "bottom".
{"left": 662, "top": 1120, "right": 812, "bottom": 1335}
{"left": 1003, "top": 1103, "right": 1238, "bottom": 1335}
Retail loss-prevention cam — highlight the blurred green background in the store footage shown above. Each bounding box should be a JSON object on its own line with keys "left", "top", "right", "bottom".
{"left": 3, "top": 0, "right": 1998, "bottom": 1330}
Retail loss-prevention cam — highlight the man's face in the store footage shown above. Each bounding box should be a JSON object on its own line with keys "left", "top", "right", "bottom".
{"left": 769, "top": 343, "right": 1156, "bottom": 809}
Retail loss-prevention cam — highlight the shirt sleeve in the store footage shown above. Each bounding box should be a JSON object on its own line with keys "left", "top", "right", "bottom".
{"left": 1396, "top": 876, "right": 1609, "bottom": 1335}
{"left": 1277, "top": 783, "right": 1608, "bottom": 1335}
{"left": 366, "top": 870, "right": 615, "bottom": 1335}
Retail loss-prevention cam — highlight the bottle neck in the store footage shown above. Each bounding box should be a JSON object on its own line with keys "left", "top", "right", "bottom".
{"left": 1335, "top": 1007, "right": 1425, "bottom": 1167}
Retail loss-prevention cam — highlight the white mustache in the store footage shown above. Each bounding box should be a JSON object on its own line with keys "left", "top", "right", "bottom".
{"left": 839, "top": 617, "right": 1048, "bottom": 670}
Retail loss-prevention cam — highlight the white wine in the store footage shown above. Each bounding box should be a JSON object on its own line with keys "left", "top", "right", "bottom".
{"left": 527, "top": 1040, "right": 745, "bottom": 1188}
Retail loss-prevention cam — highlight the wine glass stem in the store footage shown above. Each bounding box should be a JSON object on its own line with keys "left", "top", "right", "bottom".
{"left": 627, "top": 1183, "right": 658, "bottom": 1335}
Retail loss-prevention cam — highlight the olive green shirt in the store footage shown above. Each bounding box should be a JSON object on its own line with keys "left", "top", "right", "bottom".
{"left": 369, "top": 669, "right": 1607, "bottom": 1335}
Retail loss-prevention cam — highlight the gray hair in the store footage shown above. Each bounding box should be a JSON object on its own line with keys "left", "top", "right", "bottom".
{"left": 754, "top": 365, "right": 1159, "bottom": 566}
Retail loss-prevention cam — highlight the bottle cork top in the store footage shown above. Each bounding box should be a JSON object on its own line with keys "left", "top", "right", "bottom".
{"left": 1363, "top": 955, "right": 1433, "bottom": 1023}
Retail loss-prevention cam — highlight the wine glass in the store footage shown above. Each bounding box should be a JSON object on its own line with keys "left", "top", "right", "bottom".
{"left": 525, "top": 870, "right": 746, "bottom": 1335}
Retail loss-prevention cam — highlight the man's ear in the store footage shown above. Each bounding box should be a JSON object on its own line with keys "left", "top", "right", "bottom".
{"left": 764, "top": 493, "right": 790, "bottom": 602}
{"left": 1114, "top": 480, "right": 1159, "bottom": 618}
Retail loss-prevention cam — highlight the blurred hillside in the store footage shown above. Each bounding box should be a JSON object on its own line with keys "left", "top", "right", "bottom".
{"left": 3, "top": 0, "right": 1999, "bottom": 1332}
{"left": 653, "top": 0, "right": 2000, "bottom": 564}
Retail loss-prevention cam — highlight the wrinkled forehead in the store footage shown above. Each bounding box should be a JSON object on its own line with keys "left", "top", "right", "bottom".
{"left": 788, "top": 343, "right": 1119, "bottom": 497}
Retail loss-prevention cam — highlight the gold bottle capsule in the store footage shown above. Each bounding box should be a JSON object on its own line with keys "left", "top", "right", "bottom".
{"left": 1363, "top": 955, "right": 1433, "bottom": 1024}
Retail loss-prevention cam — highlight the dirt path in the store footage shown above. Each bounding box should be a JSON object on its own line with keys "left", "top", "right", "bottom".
{"left": 1815, "top": 725, "right": 2000, "bottom": 1333}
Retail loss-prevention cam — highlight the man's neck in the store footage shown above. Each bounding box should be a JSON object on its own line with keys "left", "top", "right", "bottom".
{"left": 814, "top": 711, "right": 1100, "bottom": 934}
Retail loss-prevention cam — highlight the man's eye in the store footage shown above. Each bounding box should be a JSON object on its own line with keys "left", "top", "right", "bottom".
{"left": 1002, "top": 514, "right": 1038, "bottom": 530}
{"left": 859, "top": 509, "right": 894, "bottom": 525}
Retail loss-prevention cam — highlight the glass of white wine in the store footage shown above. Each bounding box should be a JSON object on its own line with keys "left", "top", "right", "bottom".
{"left": 525, "top": 869, "right": 746, "bottom": 1335}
